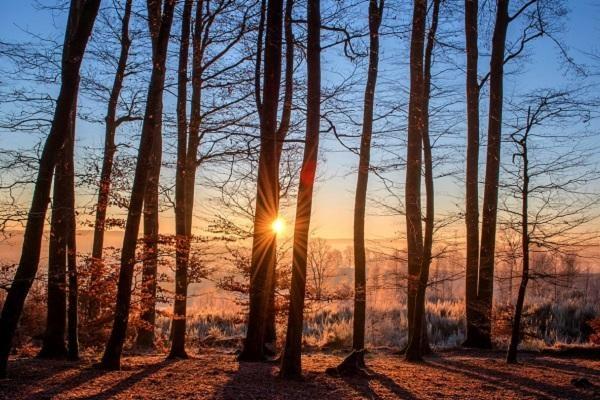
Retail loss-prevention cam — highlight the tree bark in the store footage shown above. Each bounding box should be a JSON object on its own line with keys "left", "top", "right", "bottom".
{"left": 66, "top": 90, "right": 79, "bottom": 361}
{"left": 0, "top": 0, "right": 100, "bottom": 378}
{"left": 279, "top": 0, "right": 320, "bottom": 380}
{"left": 136, "top": 137, "right": 161, "bottom": 350}
{"left": 477, "top": 0, "right": 509, "bottom": 349}
{"left": 89, "top": 0, "right": 133, "bottom": 322}
{"left": 168, "top": 0, "right": 194, "bottom": 359}
{"left": 100, "top": 0, "right": 176, "bottom": 370}
{"left": 264, "top": 0, "right": 295, "bottom": 351}
{"left": 463, "top": 0, "right": 483, "bottom": 348}
{"left": 239, "top": 0, "right": 284, "bottom": 362}
{"left": 404, "top": 0, "right": 427, "bottom": 362}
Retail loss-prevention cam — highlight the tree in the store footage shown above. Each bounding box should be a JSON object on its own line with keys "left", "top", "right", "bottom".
{"left": 463, "top": 0, "right": 481, "bottom": 348}
{"left": 165, "top": 0, "right": 194, "bottom": 358}
{"left": 264, "top": 0, "right": 296, "bottom": 352}
{"left": 239, "top": 0, "right": 284, "bottom": 362}
{"left": 403, "top": 0, "right": 427, "bottom": 362}
{"left": 408, "top": 0, "right": 441, "bottom": 358}
{"left": 100, "top": 0, "right": 176, "bottom": 370}
{"left": 475, "top": 0, "right": 510, "bottom": 349}
{"left": 168, "top": 0, "right": 253, "bottom": 359}
{"left": 464, "top": 0, "right": 557, "bottom": 348}
{"left": 65, "top": 92, "right": 80, "bottom": 361}
{"left": 501, "top": 91, "right": 599, "bottom": 363}
{"left": 279, "top": 0, "right": 320, "bottom": 379}
{"left": 0, "top": 0, "right": 101, "bottom": 378}
{"left": 38, "top": 82, "right": 79, "bottom": 360}
{"left": 331, "top": 0, "right": 384, "bottom": 374}
{"left": 89, "top": 0, "right": 134, "bottom": 321}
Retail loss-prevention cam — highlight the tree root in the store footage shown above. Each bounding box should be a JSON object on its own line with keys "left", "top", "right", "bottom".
{"left": 325, "top": 349, "right": 369, "bottom": 377}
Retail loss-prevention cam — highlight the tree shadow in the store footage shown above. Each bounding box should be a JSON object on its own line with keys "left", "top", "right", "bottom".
{"left": 216, "top": 359, "right": 355, "bottom": 399}
{"left": 78, "top": 360, "right": 174, "bottom": 400}
{"left": 0, "top": 358, "right": 81, "bottom": 398}
{"left": 340, "top": 368, "right": 419, "bottom": 400}
{"left": 17, "top": 358, "right": 173, "bottom": 400}
{"left": 427, "top": 355, "right": 592, "bottom": 399}
{"left": 526, "top": 355, "right": 600, "bottom": 378}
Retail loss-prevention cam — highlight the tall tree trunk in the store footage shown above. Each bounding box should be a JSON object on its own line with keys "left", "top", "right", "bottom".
{"left": 136, "top": 138, "right": 161, "bottom": 350}
{"left": 100, "top": 0, "right": 176, "bottom": 370}
{"left": 239, "top": 0, "right": 284, "bottom": 362}
{"left": 463, "top": 0, "right": 482, "bottom": 348}
{"left": 40, "top": 78, "right": 80, "bottom": 361}
{"left": 39, "top": 122, "right": 72, "bottom": 360}
{"left": 279, "top": 0, "right": 320, "bottom": 380}
{"left": 264, "top": 0, "right": 295, "bottom": 351}
{"left": 477, "top": 0, "right": 509, "bottom": 349}
{"left": 0, "top": 0, "right": 100, "bottom": 378}
{"left": 352, "top": 0, "right": 383, "bottom": 355}
{"left": 168, "top": 0, "right": 194, "bottom": 359}
{"left": 89, "top": 0, "right": 133, "bottom": 322}
{"left": 66, "top": 91, "right": 79, "bottom": 361}
{"left": 404, "top": 0, "right": 427, "bottom": 362}
{"left": 507, "top": 118, "right": 530, "bottom": 364}
{"left": 416, "top": 0, "right": 440, "bottom": 356}
{"left": 330, "top": 0, "right": 384, "bottom": 374}
{"left": 353, "top": 0, "right": 384, "bottom": 364}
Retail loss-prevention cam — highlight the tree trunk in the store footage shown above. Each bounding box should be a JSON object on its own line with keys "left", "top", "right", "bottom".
{"left": 507, "top": 121, "right": 530, "bottom": 364}
{"left": 333, "top": 0, "right": 384, "bottom": 374}
{"left": 417, "top": 0, "right": 440, "bottom": 357}
{"left": 404, "top": 0, "right": 427, "bottom": 362}
{"left": 168, "top": 0, "right": 194, "bottom": 359}
{"left": 239, "top": 0, "right": 284, "bottom": 362}
{"left": 279, "top": 0, "right": 320, "bottom": 380}
{"left": 40, "top": 77, "right": 80, "bottom": 361}
{"left": 89, "top": 0, "right": 133, "bottom": 322}
{"left": 66, "top": 90, "right": 79, "bottom": 361}
{"left": 352, "top": 0, "right": 383, "bottom": 359}
{"left": 39, "top": 117, "right": 72, "bottom": 360}
{"left": 463, "top": 0, "right": 484, "bottom": 348}
{"left": 264, "top": 0, "right": 295, "bottom": 351}
{"left": 477, "top": 0, "right": 509, "bottom": 349}
{"left": 0, "top": 0, "right": 100, "bottom": 378}
{"left": 100, "top": 0, "right": 176, "bottom": 370}
{"left": 136, "top": 137, "right": 161, "bottom": 350}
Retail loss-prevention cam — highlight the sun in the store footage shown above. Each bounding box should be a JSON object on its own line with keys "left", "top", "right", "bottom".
{"left": 271, "top": 217, "right": 286, "bottom": 235}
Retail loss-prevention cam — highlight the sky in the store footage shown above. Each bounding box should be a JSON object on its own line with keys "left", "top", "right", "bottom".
{"left": 1, "top": 0, "right": 599, "bottom": 243}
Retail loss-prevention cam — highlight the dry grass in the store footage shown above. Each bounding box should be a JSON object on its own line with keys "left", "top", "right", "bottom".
{"left": 1, "top": 349, "right": 598, "bottom": 399}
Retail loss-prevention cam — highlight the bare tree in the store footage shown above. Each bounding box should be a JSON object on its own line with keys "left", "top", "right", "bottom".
{"left": 463, "top": 0, "right": 481, "bottom": 348}
{"left": 501, "top": 90, "right": 600, "bottom": 363}
{"left": 239, "top": 0, "right": 284, "bottom": 362}
{"left": 0, "top": 0, "right": 101, "bottom": 378}
{"left": 464, "top": 0, "right": 562, "bottom": 348}
{"left": 89, "top": 0, "right": 135, "bottom": 321}
{"left": 330, "top": 0, "right": 384, "bottom": 375}
{"left": 404, "top": 0, "right": 427, "bottom": 362}
{"left": 100, "top": 0, "right": 176, "bottom": 370}
{"left": 279, "top": 0, "right": 320, "bottom": 379}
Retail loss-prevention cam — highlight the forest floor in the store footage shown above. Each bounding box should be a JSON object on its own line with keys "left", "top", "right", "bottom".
{"left": 0, "top": 349, "right": 598, "bottom": 400}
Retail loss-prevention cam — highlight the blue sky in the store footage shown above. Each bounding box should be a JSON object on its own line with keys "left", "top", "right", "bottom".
{"left": 1, "top": 1, "right": 599, "bottom": 240}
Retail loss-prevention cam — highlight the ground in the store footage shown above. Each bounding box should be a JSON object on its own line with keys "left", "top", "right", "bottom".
{"left": 0, "top": 349, "right": 598, "bottom": 399}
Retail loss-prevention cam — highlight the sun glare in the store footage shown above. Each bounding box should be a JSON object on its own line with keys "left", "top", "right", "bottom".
{"left": 271, "top": 217, "right": 286, "bottom": 235}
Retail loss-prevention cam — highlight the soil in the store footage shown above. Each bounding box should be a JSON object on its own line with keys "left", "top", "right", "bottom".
{"left": 0, "top": 349, "right": 598, "bottom": 399}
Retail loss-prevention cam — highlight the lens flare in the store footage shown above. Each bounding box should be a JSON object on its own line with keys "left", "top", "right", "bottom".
{"left": 271, "top": 217, "right": 286, "bottom": 235}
